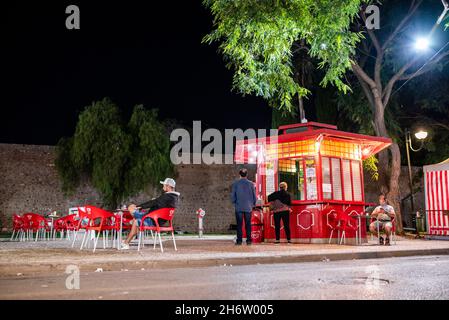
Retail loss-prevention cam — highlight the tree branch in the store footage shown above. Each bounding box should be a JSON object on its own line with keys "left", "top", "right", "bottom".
{"left": 354, "top": 71, "right": 375, "bottom": 112}
{"left": 399, "top": 50, "right": 449, "bottom": 80}
{"left": 399, "top": 114, "right": 449, "bottom": 131}
{"left": 382, "top": 0, "right": 423, "bottom": 50}
{"left": 360, "top": 9, "right": 384, "bottom": 90}
{"left": 357, "top": 41, "right": 376, "bottom": 68}
{"left": 351, "top": 62, "right": 376, "bottom": 89}
{"left": 382, "top": 57, "right": 420, "bottom": 107}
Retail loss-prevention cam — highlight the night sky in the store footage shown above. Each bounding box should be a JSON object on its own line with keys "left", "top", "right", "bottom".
{"left": 2, "top": 1, "right": 273, "bottom": 145}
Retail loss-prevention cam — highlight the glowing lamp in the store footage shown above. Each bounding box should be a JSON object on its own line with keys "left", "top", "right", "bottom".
{"left": 414, "top": 130, "right": 428, "bottom": 140}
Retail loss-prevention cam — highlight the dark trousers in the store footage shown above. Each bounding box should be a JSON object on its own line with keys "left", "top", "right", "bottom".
{"left": 235, "top": 211, "right": 251, "bottom": 243}
{"left": 274, "top": 211, "right": 291, "bottom": 241}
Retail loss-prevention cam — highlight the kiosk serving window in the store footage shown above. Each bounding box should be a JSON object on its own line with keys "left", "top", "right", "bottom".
{"left": 278, "top": 158, "right": 317, "bottom": 201}
{"left": 278, "top": 159, "right": 302, "bottom": 200}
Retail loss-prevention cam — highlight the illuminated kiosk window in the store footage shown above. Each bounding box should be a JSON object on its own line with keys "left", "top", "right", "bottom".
{"left": 322, "top": 157, "right": 331, "bottom": 199}
{"left": 342, "top": 159, "right": 353, "bottom": 201}
{"left": 278, "top": 159, "right": 303, "bottom": 200}
{"left": 305, "top": 158, "right": 317, "bottom": 200}
{"left": 265, "top": 161, "right": 276, "bottom": 199}
{"left": 351, "top": 160, "right": 362, "bottom": 201}
{"left": 278, "top": 158, "right": 317, "bottom": 201}
{"left": 266, "top": 140, "right": 315, "bottom": 160}
{"left": 321, "top": 140, "right": 361, "bottom": 160}
{"left": 331, "top": 158, "right": 343, "bottom": 200}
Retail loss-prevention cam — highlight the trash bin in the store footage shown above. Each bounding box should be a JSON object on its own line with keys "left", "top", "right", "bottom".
{"left": 242, "top": 208, "right": 264, "bottom": 243}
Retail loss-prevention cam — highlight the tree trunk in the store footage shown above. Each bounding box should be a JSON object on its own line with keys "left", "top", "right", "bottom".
{"left": 387, "top": 142, "right": 403, "bottom": 233}
{"left": 377, "top": 151, "right": 390, "bottom": 194}
{"left": 373, "top": 99, "right": 390, "bottom": 193}
{"left": 298, "top": 95, "right": 306, "bottom": 122}
{"left": 372, "top": 97, "right": 403, "bottom": 233}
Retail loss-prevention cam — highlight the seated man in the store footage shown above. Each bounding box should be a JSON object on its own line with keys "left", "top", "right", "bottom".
{"left": 121, "top": 178, "right": 180, "bottom": 249}
{"left": 369, "top": 194, "right": 396, "bottom": 246}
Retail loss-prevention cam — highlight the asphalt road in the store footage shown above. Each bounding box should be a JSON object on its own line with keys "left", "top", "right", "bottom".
{"left": 1, "top": 255, "right": 448, "bottom": 300}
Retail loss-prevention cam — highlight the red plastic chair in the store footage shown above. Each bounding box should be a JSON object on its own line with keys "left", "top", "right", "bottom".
{"left": 80, "top": 206, "right": 117, "bottom": 252}
{"left": 65, "top": 214, "right": 79, "bottom": 231}
{"left": 324, "top": 206, "right": 339, "bottom": 244}
{"left": 22, "top": 213, "right": 49, "bottom": 241}
{"left": 52, "top": 216, "right": 68, "bottom": 240}
{"left": 343, "top": 207, "right": 362, "bottom": 245}
{"left": 113, "top": 210, "right": 133, "bottom": 231}
{"left": 71, "top": 207, "right": 93, "bottom": 248}
{"left": 10, "top": 214, "right": 24, "bottom": 241}
{"left": 138, "top": 208, "right": 176, "bottom": 252}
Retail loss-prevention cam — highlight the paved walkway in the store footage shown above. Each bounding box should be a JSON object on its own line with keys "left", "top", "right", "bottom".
{"left": 1, "top": 235, "right": 449, "bottom": 276}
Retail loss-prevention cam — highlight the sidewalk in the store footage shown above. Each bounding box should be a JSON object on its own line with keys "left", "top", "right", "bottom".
{"left": 1, "top": 235, "right": 449, "bottom": 276}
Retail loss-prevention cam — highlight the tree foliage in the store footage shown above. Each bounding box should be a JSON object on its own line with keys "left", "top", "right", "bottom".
{"left": 55, "top": 98, "right": 174, "bottom": 208}
{"left": 203, "top": 0, "right": 365, "bottom": 112}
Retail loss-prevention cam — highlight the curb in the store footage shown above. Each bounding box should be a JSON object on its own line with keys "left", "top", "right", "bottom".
{"left": 1, "top": 248, "right": 449, "bottom": 277}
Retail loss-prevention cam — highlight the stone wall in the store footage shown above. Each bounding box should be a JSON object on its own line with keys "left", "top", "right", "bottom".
{"left": 0, "top": 144, "right": 249, "bottom": 233}
{"left": 0, "top": 143, "right": 424, "bottom": 232}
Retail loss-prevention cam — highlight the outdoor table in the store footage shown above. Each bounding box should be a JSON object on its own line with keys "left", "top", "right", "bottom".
{"left": 355, "top": 214, "right": 370, "bottom": 245}
{"left": 48, "top": 214, "right": 59, "bottom": 239}
{"left": 113, "top": 210, "right": 124, "bottom": 250}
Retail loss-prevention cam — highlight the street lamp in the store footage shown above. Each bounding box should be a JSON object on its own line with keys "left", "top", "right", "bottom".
{"left": 414, "top": 130, "right": 428, "bottom": 140}
{"left": 405, "top": 128, "right": 428, "bottom": 236}
{"left": 414, "top": 37, "right": 430, "bottom": 51}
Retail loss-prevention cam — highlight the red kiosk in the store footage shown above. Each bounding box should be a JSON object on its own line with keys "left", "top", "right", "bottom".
{"left": 235, "top": 122, "right": 391, "bottom": 244}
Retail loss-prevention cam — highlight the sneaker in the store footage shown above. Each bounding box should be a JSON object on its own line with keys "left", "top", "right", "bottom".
{"left": 121, "top": 242, "right": 130, "bottom": 250}
{"left": 235, "top": 242, "right": 242, "bottom": 246}
{"left": 274, "top": 240, "right": 280, "bottom": 244}
{"left": 385, "top": 237, "right": 390, "bottom": 246}
{"left": 287, "top": 240, "right": 292, "bottom": 244}
{"left": 246, "top": 241, "right": 252, "bottom": 246}
{"left": 379, "top": 237, "right": 384, "bottom": 245}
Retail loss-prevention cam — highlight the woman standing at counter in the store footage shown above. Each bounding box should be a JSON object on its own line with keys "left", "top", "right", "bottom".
{"left": 268, "top": 182, "right": 292, "bottom": 244}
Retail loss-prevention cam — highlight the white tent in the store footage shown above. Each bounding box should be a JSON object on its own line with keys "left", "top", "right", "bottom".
{"left": 424, "top": 158, "right": 449, "bottom": 236}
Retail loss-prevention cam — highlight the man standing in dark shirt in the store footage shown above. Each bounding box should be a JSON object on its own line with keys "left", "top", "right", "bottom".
{"left": 231, "top": 168, "right": 257, "bottom": 245}
{"left": 121, "top": 178, "right": 180, "bottom": 250}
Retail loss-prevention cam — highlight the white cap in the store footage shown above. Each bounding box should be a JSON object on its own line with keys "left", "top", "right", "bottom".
{"left": 160, "top": 178, "right": 176, "bottom": 188}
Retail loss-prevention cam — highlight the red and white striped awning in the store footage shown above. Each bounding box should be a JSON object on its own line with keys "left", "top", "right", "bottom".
{"left": 424, "top": 159, "right": 449, "bottom": 236}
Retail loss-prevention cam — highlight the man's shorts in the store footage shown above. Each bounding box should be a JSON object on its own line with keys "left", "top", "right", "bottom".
{"left": 133, "top": 210, "right": 156, "bottom": 227}
{"left": 371, "top": 220, "right": 392, "bottom": 230}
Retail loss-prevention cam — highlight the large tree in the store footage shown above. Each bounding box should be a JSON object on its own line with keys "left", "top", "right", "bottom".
{"left": 204, "top": 0, "right": 449, "bottom": 232}
{"left": 349, "top": 0, "right": 449, "bottom": 231}
{"left": 203, "top": 0, "right": 364, "bottom": 112}
{"left": 55, "top": 98, "right": 174, "bottom": 208}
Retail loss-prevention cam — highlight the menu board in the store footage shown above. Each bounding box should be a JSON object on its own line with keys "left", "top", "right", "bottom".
{"left": 307, "top": 183, "right": 317, "bottom": 200}
{"left": 306, "top": 167, "right": 316, "bottom": 178}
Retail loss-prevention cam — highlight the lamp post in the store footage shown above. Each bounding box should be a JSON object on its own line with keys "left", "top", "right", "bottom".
{"left": 405, "top": 129, "right": 427, "bottom": 236}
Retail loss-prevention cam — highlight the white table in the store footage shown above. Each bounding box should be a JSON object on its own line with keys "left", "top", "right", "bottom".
{"left": 114, "top": 211, "right": 124, "bottom": 250}
{"left": 48, "top": 215, "right": 59, "bottom": 239}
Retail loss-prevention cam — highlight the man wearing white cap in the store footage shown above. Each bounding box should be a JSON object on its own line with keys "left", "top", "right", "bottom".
{"left": 121, "top": 178, "right": 180, "bottom": 249}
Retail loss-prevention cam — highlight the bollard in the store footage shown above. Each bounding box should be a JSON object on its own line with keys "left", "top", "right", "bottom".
{"left": 196, "top": 208, "right": 206, "bottom": 238}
